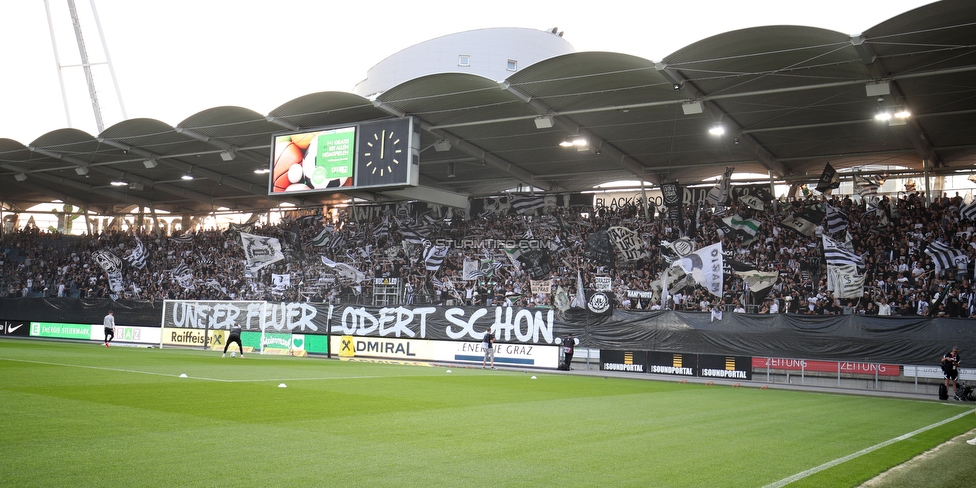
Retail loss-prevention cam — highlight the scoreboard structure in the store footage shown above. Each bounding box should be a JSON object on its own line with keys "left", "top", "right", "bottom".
{"left": 269, "top": 116, "right": 421, "bottom": 195}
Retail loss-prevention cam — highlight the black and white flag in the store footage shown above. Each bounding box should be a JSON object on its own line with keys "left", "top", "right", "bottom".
{"left": 826, "top": 264, "right": 865, "bottom": 299}
{"left": 816, "top": 162, "right": 841, "bottom": 193}
{"left": 824, "top": 204, "right": 848, "bottom": 235}
{"left": 424, "top": 245, "right": 450, "bottom": 271}
{"left": 124, "top": 237, "right": 148, "bottom": 269}
{"left": 312, "top": 227, "right": 345, "bottom": 249}
{"left": 397, "top": 222, "right": 428, "bottom": 244}
{"left": 170, "top": 261, "right": 195, "bottom": 290}
{"left": 961, "top": 201, "right": 976, "bottom": 222}
{"left": 92, "top": 250, "right": 125, "bottom": 296}
{"left": 240, "top": 232, "right": 285, "bottom": 275}
{"left": 924, "top": 240, "right": 968, "bottom": 275}
{"left": 607, "top": 226, "right": 646, "bottom": 262}
{"left": 517, "top": 249, "right": 552, "bottom": 280}
{"left": 507, "top": 193, "right": 546, "bottom": 214}
{"left": 822, "top": 235, "right": 864, "bottom": 271}
{"left": 584, "top": 227, "right": 614, "bottom": 267}
{"left": 854, "top": 174, "right": 886, "bottom": 205}
{"left": 705, "top": 167, "right": 734, "bottom": 207}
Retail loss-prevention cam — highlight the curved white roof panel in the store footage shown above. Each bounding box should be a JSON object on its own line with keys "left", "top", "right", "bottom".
{"left": 354, "top": 27, "right": 574, "bottom": 98}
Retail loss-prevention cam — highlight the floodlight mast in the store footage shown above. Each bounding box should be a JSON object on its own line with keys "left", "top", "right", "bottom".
{"left": 44, "top": 0, "right": 127, "bottom": 133}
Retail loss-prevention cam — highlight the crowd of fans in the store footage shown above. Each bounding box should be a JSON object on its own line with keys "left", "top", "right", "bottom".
{"left": 2, "top": 188, "right": 975, "bottom": 318}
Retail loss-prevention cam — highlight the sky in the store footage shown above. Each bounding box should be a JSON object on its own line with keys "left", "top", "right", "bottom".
{"left": 0, "top": 0, "right": 935, "bottom": 145}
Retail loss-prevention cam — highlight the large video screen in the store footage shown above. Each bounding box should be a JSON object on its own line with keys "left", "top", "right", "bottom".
{"left": 270, "top": 126, "right": 356, "bottom": 193}
{"left": 269, "top": 117, "right": 419, "bottom": 195}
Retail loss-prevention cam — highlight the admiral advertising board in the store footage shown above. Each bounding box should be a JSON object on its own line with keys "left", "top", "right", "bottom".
{"left": 332, "top": 336, "right": 559, "bottom": 368}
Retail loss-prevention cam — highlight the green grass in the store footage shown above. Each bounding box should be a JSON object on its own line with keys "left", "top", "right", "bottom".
{"left": 2, "top": 339, "right": 975, "bottom": 487}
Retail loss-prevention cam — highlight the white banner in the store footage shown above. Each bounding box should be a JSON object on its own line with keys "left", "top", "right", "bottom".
{"left": 240, "top": 232, "right": 285, "bottom": 274}
{"left": 530, "top": 280, "right": 552, "bottom": 295}
{"left": 905, "top": 365, "right": 976, "bottom": 382}
{"left": 675, "top": 242, "right": 724, "bottom": 297}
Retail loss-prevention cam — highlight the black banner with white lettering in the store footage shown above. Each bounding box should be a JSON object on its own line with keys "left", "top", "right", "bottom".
{"left": 3, "top": 298, "right": 976, "bottom": 365}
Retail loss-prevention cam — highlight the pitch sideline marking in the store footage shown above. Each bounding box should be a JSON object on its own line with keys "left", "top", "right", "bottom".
{"left": 763, "top": 409, "right": 976, "bottom": 488}
{"left": 0, "top": 357, "right": 422, "bottom": 383}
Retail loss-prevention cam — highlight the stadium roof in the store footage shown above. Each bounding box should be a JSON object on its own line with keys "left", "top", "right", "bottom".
{"left": 1, "top": 0, "right": 975, "bottom": 216}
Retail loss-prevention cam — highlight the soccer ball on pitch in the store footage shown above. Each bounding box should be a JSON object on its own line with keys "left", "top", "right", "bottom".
{"left": 231, "top": 352, "right": 236, "bottom": 358}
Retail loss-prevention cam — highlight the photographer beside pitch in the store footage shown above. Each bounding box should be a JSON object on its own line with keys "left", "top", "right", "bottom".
{"left": 562, "top": 333, "right": 576, "bottom": 370}
{"left": 482, "top": 328, "right": 495, "bottom": 369}
{"left": 942, "top": 346, "right": 960, "bottom": 398}
{"left": 222, "top": 323, "right": 244, "bottom": 358}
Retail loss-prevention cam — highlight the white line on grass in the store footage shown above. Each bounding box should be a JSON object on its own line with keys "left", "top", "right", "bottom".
{"left": 0, "top": 357, "right": 430, "bottom": 383}
{"left": 763, "top": 409, "right": 976, "bottom": 488}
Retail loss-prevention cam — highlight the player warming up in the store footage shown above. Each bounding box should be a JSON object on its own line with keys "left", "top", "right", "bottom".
{"left": 223, "top": 323, "right": 244, "bottom": 358}
{"left": 103, "top": 310, "right": 115, "bottom": 347}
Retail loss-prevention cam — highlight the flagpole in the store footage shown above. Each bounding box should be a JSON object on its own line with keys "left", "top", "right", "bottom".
{"left": 662, "top": 265, "right": 671, "bottom": 310}
{"left": 640, "top": 180, "right": 649, "bottom": 221}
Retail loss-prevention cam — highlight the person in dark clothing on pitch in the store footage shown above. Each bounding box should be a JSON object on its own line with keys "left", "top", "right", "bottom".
{"left": 562, "top": 333, "right": 575, "bottom": 370}
{"left": 942, "top": 346, "right": 960, "bottom": 397}
{"left": 223, "top": 323, "right": 244, "bottom": 358}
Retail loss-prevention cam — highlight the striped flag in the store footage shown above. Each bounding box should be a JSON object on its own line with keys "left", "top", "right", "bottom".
{"left": 124, "top": 237, "right": 148, "bottom": 269}
{"left": 311, "top": 227, "right": 344, "bottom": 249}
{"left": 373, "top": 217, "right": 390, "bottom": 241}
{"left": 961, "top": 201, "right": 976, "bottom": 222}
{"left": 424, "top": 245, "right": 450, "bottom": 271}
{"left": 924, "top": 240, "right": 968, "bottom": 275}
{"left": 463, "top": 259, "right": 483, "bottom": 280}
{"left": 822, "top": 235, "right": 864, "bottom": 271}
{"left": 824, "top": 204, "right": 848, "bottom": 234}
{"left": 169, "top": 235, "right": 193, "bottom": 244}
{"left": 171, "top": 262, "right": 195, "bottom": 290}
{"left": 854, "top": 174, "right": 886, "bottom": 205}
{"left": 705, "top": 167, "right": 734, "bottom": 207}
{"left": 508, "top": 193, "right": 546, "bottom": 214}
{"left": 397, "top": 220, "right": 429, "bottom": 244}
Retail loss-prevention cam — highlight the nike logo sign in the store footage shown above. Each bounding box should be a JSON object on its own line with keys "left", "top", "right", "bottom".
{"left": 7, "top": 324, "right": 23, "bottom": 333}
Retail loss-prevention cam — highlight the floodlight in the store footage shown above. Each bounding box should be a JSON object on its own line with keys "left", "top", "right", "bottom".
{"left": 682, "top": 101, "right": 704, "bottom": 115}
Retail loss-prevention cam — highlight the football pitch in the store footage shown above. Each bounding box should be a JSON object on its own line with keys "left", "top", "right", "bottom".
{"left": 2, "top": 339, "right": 975, "bottom": 487}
